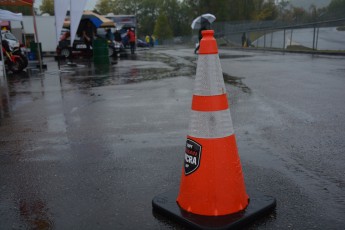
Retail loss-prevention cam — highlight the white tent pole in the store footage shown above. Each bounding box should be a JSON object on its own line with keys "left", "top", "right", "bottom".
{"left": 32, "top": 0, "right": 43, "bottom": 72}
{"left": 20, "top": 21, "right": 27, "bottom": 47}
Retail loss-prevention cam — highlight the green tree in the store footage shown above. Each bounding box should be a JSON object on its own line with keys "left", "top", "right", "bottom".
{"left": 1, "top": 6, "right": 32, "bottom": 15}
{"left": 96, "top": 0, "right": 158, "bottom": 36}
{"left": 182, "top": 0, "right": 278, "bottom": 22}
{"left": 253, "top": 0, "right": 278, "bottom": 20}
{"left": 309, "top": 4, "right": 318, "bottom": 21}
{"left": 154, "top": 11, "right": 173, "bottom": 40}
{"left": 95, "top": 0, "right": 282, "bottom": 38}
{"left": 96, "top": 0, "right": 189, "bottom": 37}
{"left": 291, "top": 7, "right": 308, "bottom": 23}
{"left": 178, "top": 1, "right": 195, "bottom": 35}
{"left": 183, "top": 0, "right": 231, "bottom": 21}
{"left": 99, "top": 0, "right": 141, "bottom": 14}
{"left": 328, "top": 0, "right": 345, "bottom": 18}
{"left": 95, "top": 0, "right": 116, "bottom": 14}
{"left": 39, "top": 0, "right": 54, "bottom": 15}
{"left": 160, "top": 0, "right": 184, "bottom": 36}
{"left": 137, "top": 0, "right": 160, "bottom": 36}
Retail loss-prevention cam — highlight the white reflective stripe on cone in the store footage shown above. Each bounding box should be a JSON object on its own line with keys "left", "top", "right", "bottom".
{"left": 188, "top": 109, "right": 234, "bottom": 138}
{"left": 194, "top": 54, "right": 226, "bottom": 96}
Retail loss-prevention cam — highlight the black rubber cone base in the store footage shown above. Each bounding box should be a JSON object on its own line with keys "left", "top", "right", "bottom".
{"left": 152, "top": 189, "right": 276, "bottom": 230}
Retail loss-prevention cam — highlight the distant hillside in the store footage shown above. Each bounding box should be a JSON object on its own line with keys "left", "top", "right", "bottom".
{"left": 288, "top": 0, "right": 332, "bottom": 9}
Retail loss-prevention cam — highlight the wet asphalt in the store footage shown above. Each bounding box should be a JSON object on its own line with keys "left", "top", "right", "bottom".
{"left": 0, "top": 47, "right": 344, "bottom": 229}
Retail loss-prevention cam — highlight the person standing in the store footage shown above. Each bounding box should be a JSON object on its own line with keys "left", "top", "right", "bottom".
{"left": 241, "top": 32, "right": 247, "bottom": 47}
{"left": 127, "top": 28, "right": 136, "bottom": 54}
{"left": 145, "top": 35, "right": 150, "bottom": 45}
{"left": 82, "top": 21, "right": 95, "bottom": 50}
{"left": 114, "top": 29, "right": 122, "bottom": 43}
{"left": 194, "top": 25, "right": 207, "bottom": 54}
{"left": 106, "top": 28, "right": 114, "bottom": 43}
{"left": 149, "top": 35, "right": 154, "bottom": 47}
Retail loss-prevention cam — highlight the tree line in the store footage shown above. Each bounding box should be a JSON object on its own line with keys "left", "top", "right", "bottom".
{"left": 3, "top": 0, "right": 344, "bottom": 40}
{"left": 95, "top": 0, "right": 345, "bottom": 39}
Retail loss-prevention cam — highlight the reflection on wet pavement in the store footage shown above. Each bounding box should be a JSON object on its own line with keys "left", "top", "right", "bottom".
{"left": 0, "top": 50, "right": 252, "bottom": 127}
{"left": 1, "top": 46, "right": 345, "bottom": 229}
{"left": 0, "top": 82, "right": 10, "bottom": 123}
{"left": 0, "top": 49, "right": 250, "bottom": 229}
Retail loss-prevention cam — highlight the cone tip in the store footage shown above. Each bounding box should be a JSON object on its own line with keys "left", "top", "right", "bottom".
{"left": 199, "top": 30, "right": 218, "bottom": 54}
{"left": 201, "top": 30, "right": 214, "bottom": 37}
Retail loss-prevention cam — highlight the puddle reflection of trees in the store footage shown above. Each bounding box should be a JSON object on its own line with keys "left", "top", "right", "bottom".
{"left": 1, "top": 71, "right": 47, "bottom": 124}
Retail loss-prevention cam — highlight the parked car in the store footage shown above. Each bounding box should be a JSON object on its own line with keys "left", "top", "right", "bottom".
{"left": 137, "top": 39, "right": 149, "bottom": 47}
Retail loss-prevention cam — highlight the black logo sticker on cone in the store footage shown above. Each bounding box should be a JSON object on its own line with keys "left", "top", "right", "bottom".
{"left": 184, "top": 139, "right": 202, "bottom": 175}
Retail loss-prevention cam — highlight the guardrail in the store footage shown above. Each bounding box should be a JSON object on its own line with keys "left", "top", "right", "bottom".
{"left": 213, "top": 18, "right": 345, "bottom": 52}
{"left": 159, "top": 18, "right": 345, "bottom": 54}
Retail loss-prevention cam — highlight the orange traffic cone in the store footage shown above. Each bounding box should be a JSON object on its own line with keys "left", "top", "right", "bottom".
{"left": 152, "top": 30, "right": 276, "bottom": 229}
{"left": 176, "top": 30, "right": 249, "bottom": 216}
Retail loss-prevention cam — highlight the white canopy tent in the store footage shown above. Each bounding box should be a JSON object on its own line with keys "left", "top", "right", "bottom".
{"left": 0, "top": 9, "right": 23, "bottom": 21}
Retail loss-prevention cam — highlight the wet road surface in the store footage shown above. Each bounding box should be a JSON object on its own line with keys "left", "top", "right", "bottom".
{"left": 1, "top": 47, "right": 344, "bottom": 229}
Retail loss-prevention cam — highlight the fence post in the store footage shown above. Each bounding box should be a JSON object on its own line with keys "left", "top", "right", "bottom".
{"left": 290, "top": 29, "right": 293, "bottom": 47}
{"left": 283, "top": 29, "right": 286, "bottom": 50}
{"left": 316, "top": 27, "right": 320, "bottom": 50}
{"left": 312, "top": 26, "right": 316, "bottom": 50}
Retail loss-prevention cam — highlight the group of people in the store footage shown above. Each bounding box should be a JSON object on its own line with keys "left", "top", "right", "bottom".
{"left": 61, "top": 23, "right": 142, "bottom": 56}
{"left": 145, "top": 35, "right": 155, "bottom": 47}
{"left": 106, "top": 27, "right": 136, "bottom": 54}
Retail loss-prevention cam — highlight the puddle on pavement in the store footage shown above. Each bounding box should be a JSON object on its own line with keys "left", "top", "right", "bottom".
{"left": 57, "top": 52, "right": 252, "bottom": 93}
{"left": 58, "top": 52, "right": 195, "bottom": 88}
{"left": 0, "top": 76, "right": 10, "bottom": 123}
{"left": 0, "top": 50, "right": 251, "bottom": 125}
{"left": 219, "top": 54, "right": 252, "bottom": 59}
{"left": 223, "top": 73, "right": 251, "bottom": 93}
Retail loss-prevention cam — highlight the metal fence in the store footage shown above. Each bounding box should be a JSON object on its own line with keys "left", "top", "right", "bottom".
{"left": 161, "top": 18, "right": 345, "bottom": 52}
{"left": 213, "top": 18, "right": 345, "bottom": 51}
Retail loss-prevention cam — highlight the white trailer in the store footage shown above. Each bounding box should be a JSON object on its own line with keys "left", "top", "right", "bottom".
{"left": 11, "top": 15, "right": 57, "bottom": 53}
